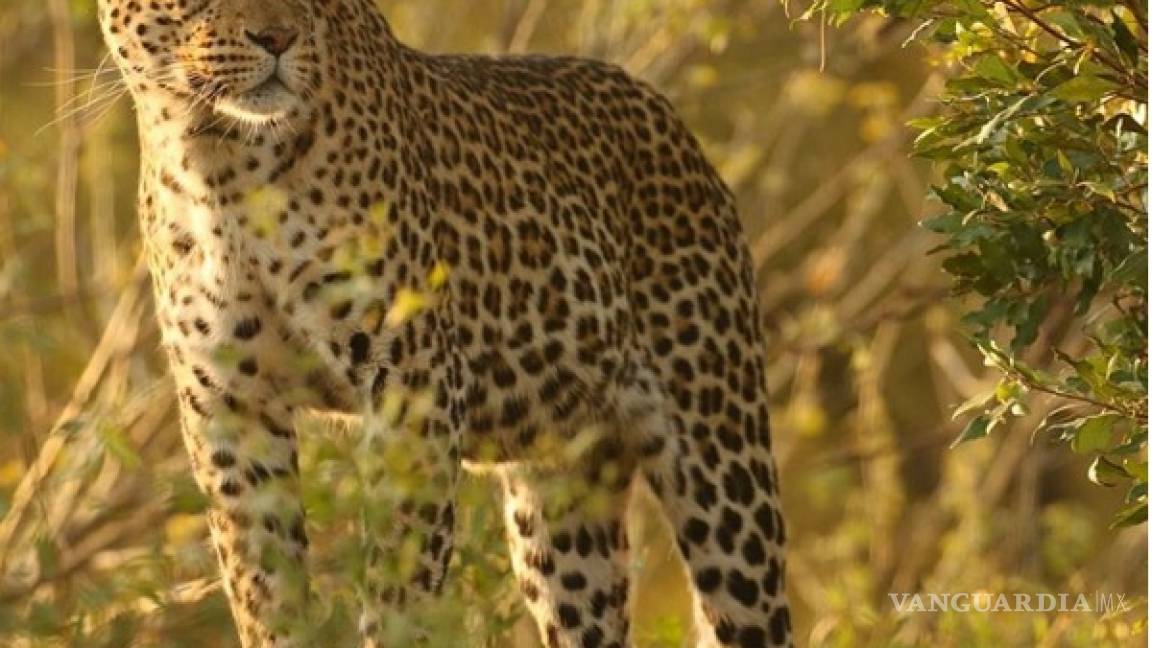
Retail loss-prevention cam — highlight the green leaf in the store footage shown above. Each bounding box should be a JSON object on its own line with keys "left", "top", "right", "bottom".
{"left": 953, "top": 388, "right": 996, "bottom": 420}
{"left": 1010, "top": 296, "right": 1049, "bottom": 350}
{"left": 1071, "top": 414, "right": 1120, "bottom": 454}
{"left": 1128, "top": 481, "right": 1148, "bottom": 504}
{"left": 827, "top": 0, "right": 868, "bottom": 16}
{"left": 964, "top": 96, "right": 1030, "bottom": 146}
{"left": 1056, "top": 149, "right": 1075, "bottom": 174}
{"left": 972, "top": 54, "right": 1018, "bottom": 86}
{"left": 920, "top": 212, "right": 963, "bottom": 234}
{"left": 1112, "top": 12, "right": 1142, "bottom": 62}
{"left": 1110, "top": 500, "right": 1148, "bottom": 528}
{"left": 943, "top": 253, "right": 985, "bottom": 278}
{"left": 951, "top": 415, "right": 991, "bottom": 448}
{"left": 1056, "top": 349, "right": 1108, "bottom": 395}
{"left": 1083, "top": 181, "right": 1117, "bottom": 203}
{"left": 907, "top": 116, "right": 945, "bottom": 131}
{"left": 1042, "top": 10, "right": 1088, "bottom": 39}
{"left": 1123, "top": 459, "right": 1148, "bottom": 481}
{"left": 1049, "top": 75, "right": 1116, "bottom": 103}
{"left": 1087, "top": 455, "right": 1128, "bottom": 486}
{"left": 933, "top": 183, "right": 981, "bottom": 210}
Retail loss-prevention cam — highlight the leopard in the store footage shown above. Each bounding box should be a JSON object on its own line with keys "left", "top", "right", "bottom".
{"left": 96, "top": 0, "right": 791, "bottom": 646}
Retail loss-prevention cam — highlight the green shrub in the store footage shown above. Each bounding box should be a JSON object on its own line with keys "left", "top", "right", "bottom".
{"left": 811, "top": 0, "right": 1148, "bottom": 526}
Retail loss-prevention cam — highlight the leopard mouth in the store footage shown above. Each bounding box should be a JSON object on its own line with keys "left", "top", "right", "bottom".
{"left": 215, "top": 74, "right": 299, "bottom": 124}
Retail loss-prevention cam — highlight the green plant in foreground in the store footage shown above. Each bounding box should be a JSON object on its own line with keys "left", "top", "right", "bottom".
{"left": 811, "top": 0, "right": 1148, "bottom": 526}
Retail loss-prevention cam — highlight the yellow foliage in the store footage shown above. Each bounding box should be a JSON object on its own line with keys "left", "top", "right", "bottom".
{"left": 165, "top": 513, "right": 205, "bottom": 545}
{"left": 244, "top": 185, "right": 289, "bottom": 236}
{"left": 0, "top": 460, "right": 24, "bottom": 489}
{"left": 786, "top": 70, "right": 846, "bottom": 116}
{"left": 386, "top": 288, "right": 432, "bottom": 327}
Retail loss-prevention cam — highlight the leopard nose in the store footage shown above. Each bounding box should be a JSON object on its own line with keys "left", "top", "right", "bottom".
{"left": 245, "top": 26, "right": 299, "bottom": 57}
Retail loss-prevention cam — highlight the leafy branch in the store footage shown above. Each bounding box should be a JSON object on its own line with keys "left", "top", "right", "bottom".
{"left": 811, "top": 0, "right": 1149, "bottom": 527}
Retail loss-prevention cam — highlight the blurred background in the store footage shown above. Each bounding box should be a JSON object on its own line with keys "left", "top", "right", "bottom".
{"left": 0, "top": 0, "right": 1146, "bottom": 646}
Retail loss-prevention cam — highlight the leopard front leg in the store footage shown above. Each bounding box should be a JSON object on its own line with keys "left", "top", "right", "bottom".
{"left": 357, "top": 354, "right": 464, "bottom": 646}
{"left": 166, "top": 334, "right": 312, "bottom": 648}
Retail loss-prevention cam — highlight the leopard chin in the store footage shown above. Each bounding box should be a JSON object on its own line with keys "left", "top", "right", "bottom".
{"left": 215, "top": 78, "right": 298, "bottom": 125}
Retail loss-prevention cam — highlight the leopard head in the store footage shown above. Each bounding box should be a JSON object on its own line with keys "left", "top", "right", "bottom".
{"left": 98, "top": 0, "right": 329, "bottom": 128}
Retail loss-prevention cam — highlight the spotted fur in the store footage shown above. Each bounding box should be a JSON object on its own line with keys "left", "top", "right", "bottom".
{"left": 98, "top": 1, "right": 791, "bottom": 646}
